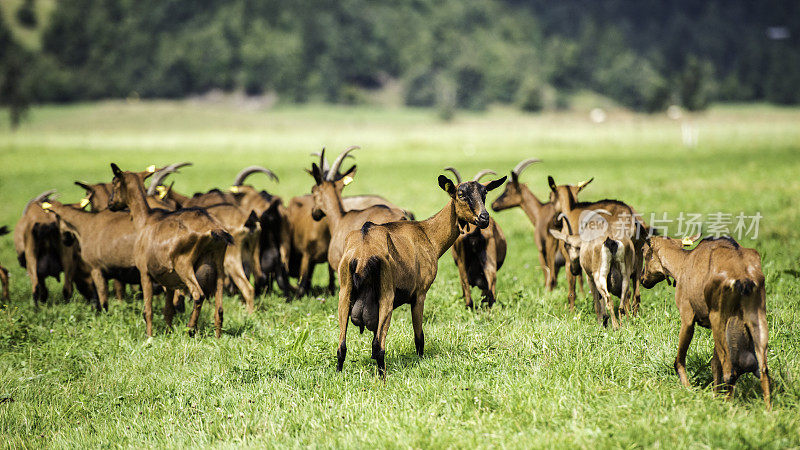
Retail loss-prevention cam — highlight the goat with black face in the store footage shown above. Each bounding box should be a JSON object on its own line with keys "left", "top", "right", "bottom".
{"left": 335, "top": 172, "right": 506, "bottom": 376}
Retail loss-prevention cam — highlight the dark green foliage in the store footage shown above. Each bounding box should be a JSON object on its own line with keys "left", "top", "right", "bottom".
{"left": 0, "top": 14, "right": 32, "bottom": 129}
{"left": 15, "top": 0, "right": 37, "bottom": 28}
{"left": 19, "top": 0, "right": 800, "bottom": 110}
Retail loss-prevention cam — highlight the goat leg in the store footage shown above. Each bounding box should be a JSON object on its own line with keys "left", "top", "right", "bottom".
{"left": 113, "top": 280, "right": 125, "bottom": 301}
{"left": 336, "top": 267, "right": 352, "bottom": 372}
{"left": 566, "top": 269, "right": 577, "bottom": 312}
{"left": 327, "top": 265, "right": 336, "bottom": 295}
{"left": 743, "top": 293, "right": 771, "bottom": 409}
{"left": 0, "top": 265, "right": 9, "bottom": 301}
{"left": 163, "top": 288, "right": 176, "bottom": 330}
{"left": 296, "top": 253, "right": 312, "bottom": 298}
{"left": 140, "top": 271, "right": 155, "bottom": 337}
{"left": 225, "top": 251, "right": 255, "bottom": 314}
{"left": 454, "top": 248, "right": 473, "bottom": 308}
{"left": 411, "top": 293, "right": 425, "bottom": 357}
{"left": 89, "top": 268, "right": 108, "bottom": 312}
{"left": 213, "top": 262, "right": 225, "bottom": 338}
{"left": 674, "top": 304, "right": 695, "bottom": 388}
{"left": 373, "top": 291, "right": 394, "bottom": 378}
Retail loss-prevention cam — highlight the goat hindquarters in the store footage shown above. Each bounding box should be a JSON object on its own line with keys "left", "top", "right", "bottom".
{"left": 349, "top": 256, "right": 381, "bottom": 333}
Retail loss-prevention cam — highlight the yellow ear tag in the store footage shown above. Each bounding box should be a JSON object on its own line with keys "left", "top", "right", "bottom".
{"left": 230, "top": 185, "right": 240, "bottom": 194}
{"left": 146, "top": 165, "right": 157, "bottom": 173}
{"left": 41, "top": 202, "right": 52, "bottom": 210}
{"left": 155, "top": 185, "right": 168, "bottom": 199}
{"left": 79, "top": 197, "right": 90, "bottom": 208}
{"left": 342, "top": 176, "right": 354, "bottom": 186}
{"left": 681, "top": 237, "right": 694, "bottom": 247}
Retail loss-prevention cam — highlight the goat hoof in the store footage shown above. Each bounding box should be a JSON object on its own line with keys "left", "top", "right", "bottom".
{"left": 185, "top": 326, "right": 196, "bottom": 337}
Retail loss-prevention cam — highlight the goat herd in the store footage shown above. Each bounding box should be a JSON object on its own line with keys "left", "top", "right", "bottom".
{"left": 2, "top": 147, "right": 770, "bottom": 408}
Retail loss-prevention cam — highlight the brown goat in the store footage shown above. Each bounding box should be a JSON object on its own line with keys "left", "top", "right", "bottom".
{"left": 74, "top": 164, "right": 166, "bottom": 211}
{"left": 309, "top": 147, "right": 408, "bottom": 272}
{"left": 40, "top": 199, "right": 150, "bottom": 312}
{"left": 287, "top": 150, "right": 410, "bottom": 297}
{"left": 547, "top": 176, "right": 646, "bottom": 313}
{"left": 491, "top": 159, "right": 585, "bottom": 302}
{"left": 14, "top": 190, "right": 67, "bottom": 304}
{"left": 445, "top": 167, "right": 507, "bottom": 308}
{"left": 336, "top": 173, "right": 506, "bottom": 375}
{"left": 641, "top": 235, "right": 770, "bottom": 408}
{"left": 107, "top": 163, "right": 232, "bottom": 337}
{"left": 148, "top": 168, "right": 266, "bottom": 311}
{"left": 0, "top": 226, "right": 10, "bottom": 301}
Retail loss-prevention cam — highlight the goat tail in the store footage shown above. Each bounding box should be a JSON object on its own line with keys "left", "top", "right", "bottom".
{"left": 0, "top": 225, "right": 9, "bottom": 236}
{"left": 603, "top": 237, "right": 619, "bottom": 256}
{"left": 211, "top": 229, "right": 235, "bottom": 246}
{"left": 731, "top": 278, "right": 757, "bottom": 297}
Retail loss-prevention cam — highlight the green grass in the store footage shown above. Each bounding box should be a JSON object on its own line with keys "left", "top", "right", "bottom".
{"left": 1, "top": 101, "right": 799, "bottom": 448}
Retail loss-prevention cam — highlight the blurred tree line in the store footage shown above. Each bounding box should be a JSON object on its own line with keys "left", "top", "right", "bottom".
{"left": 2, "top": 0, "right": 799, "bottom": 123}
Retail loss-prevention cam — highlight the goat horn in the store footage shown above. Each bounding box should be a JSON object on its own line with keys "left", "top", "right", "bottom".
{"left": 473, "top": 169, "right": 496, "bottom": 182}
{"left": 233, "top": 166, "right": 279, "bottom": 186}
{"left": 24, "top": 189, "right": 58, "bottom": 214}
{"left": 326, "top": 146, "right": 359, "bottom": 181}
{"left": 311, "top": 149, "right": 330, "bottom": 173}
{"left": 443, "top": 167, "right": 462, "bottom": 184}
{"left": 557, "top": 212, "right": 574, "bottom": 235}
{"left": 512, "top": 158, "right": 542, "bottom": 176}
{"left": 146, "top": 162, "right": 193, "bottom": 196}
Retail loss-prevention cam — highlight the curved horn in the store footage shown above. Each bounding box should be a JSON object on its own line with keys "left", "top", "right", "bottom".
{"left": 472, "top": 169, "right": 496, "bottom": 182}
{"left": 147, "top": 167, "right": 178, "bottom": 196}
{"left": 165, "top": 161, "right": 192, "bottom": 172}
{"left": 24, "top": 189, "right": 57, "bottom": 213}
{"left": 233, "top": 166, "right": 279, "bottom": 186}
{"left": 147, "top": 162, "right": 193, "bottom": 196}
{"left": 326, "top": 146, "right": 359, "bottom": 181}
{"left": 443, "top": 167, "right": 462, "bottom": 184}
{"left": 512, "top": 158, "right": 542, "bottom": 176}
{"left": 557, "top": 212, "right": 574, "bottom": 235}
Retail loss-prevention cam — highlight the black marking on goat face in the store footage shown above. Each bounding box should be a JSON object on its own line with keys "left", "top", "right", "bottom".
{"left": 455, "top": 182, "right": 491, "bottom": 229}
{"left": 640, "top": 239, "right": 667, "bottom": 289}
{"left": 361, "top": 221, "right": 375, "bottom": 236}
{"left": 107, "top": 171, "right": 127, "bottom": 211}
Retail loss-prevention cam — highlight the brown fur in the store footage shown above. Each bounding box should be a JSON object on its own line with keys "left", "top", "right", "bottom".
{"left": 641, "top": 236, "right": 770, "bottom": 408}
{"left": 14, "top": 191, "right": 67, "bottom": 305}
{"left": 108, "top": 164, "right": 232, "bottom": 337}
{"left": 548, "top": 176, "right": 646, "bottom": 313}
{"left": 551, "top": 231, "right": 636, "bottom": 329}
{"left": 492, "top": 162, "right": 585, "bottom": 303}
{"left": 43, "top": 201, "right": 156, "bottom": 311}
{"left": 309, "top": 163, "right": 408, "bottom": 272}
{"left": 335, "top": 174, "right": 506, "bottom": 375}
{"left": 0, "top": 226, "right": 10, "bottom": 301}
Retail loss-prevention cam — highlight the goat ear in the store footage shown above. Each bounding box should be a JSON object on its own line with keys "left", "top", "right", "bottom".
{"left": 577, "top": 177, "right": 594, "bottom": 191}
{"left": 438, "top": 175, "right": 457, "bottom": 197}
{"left": 484, "top": 176, "right": 507, "bottom": 192}
{"left": 548, "top": 176, "right": 557, "bottom": 193}
{"left": 510, "top": 171, "right": 519, "bottom": 184}
{"left": 110, "top": 163, "right": 123, "bottom": 177}
{"left": 310, "top": 163, "right": 323, "bottom": 184}
{"left": 549, "top": 229, "right": 566, "bottom": 241}
{"left": 74, "top": 181, "right": 92, "bottom": 192}
{"left": 340, "top": 165, "right": 356, "bottom": 182}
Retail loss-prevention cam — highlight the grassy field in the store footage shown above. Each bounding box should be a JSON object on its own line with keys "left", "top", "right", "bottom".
{"left": 0, "top": 101, "right": 799, "bottom": 448}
